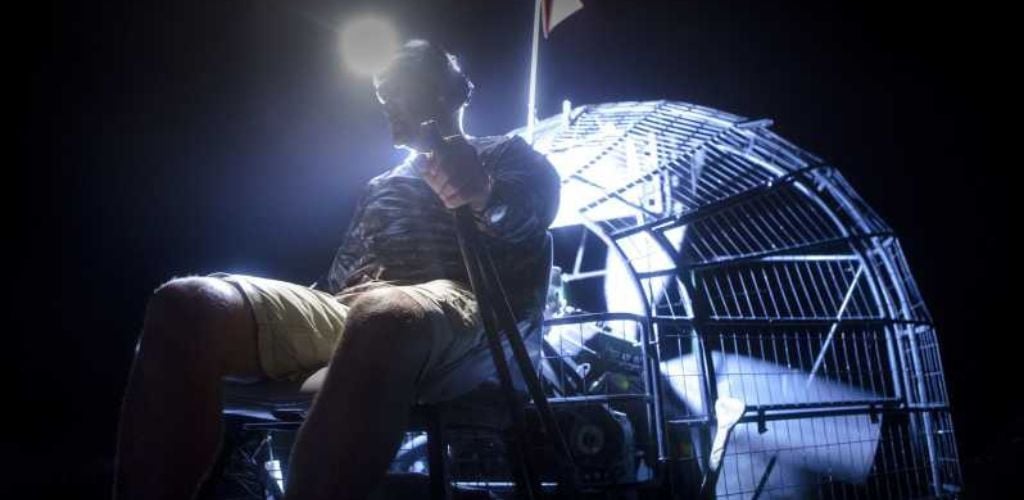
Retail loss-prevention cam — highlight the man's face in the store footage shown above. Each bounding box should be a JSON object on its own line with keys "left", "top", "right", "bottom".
{"left": 375, "top": 75, "right": 442, "bottom": 150}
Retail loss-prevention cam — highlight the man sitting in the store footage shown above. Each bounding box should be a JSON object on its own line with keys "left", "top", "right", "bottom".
{"left": 112, "top": 39, "right": 561, "bottom": 500}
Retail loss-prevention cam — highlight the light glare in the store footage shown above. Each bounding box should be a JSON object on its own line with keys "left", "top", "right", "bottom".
{"left": 340, "top": 17, "right": 398, "bottom": 76}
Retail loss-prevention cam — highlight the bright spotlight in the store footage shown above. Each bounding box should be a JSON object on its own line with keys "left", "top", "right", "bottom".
{"left": 339, "top": 17, "right": 399, "bottom": 77}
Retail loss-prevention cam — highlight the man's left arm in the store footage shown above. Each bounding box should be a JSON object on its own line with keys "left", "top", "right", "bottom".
{"left": 470, "top": 136, "right": 561, "bottom": 245}
{"left": 421, "top": 134, "right": 561, "bottom": 244}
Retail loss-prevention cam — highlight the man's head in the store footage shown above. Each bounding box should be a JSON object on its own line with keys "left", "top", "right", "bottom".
{"left": 373, "top": 40, "right": 473, "bottom": 150}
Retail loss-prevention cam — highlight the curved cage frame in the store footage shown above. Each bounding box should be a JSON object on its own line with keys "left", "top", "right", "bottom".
{"left": 516, "top": 100, "right": 962, "bottom": 498}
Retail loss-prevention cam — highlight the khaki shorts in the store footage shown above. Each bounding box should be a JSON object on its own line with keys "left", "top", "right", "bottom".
{"left": 208, "top": 273, "right": 518, "bottom": 404}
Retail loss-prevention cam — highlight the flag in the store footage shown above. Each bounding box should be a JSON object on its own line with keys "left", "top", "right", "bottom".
{"left": 542, "top": 0, "right": 584, "bottom": 38}
{"left": 528, "top": 0, "right": 584, "bottom": 141}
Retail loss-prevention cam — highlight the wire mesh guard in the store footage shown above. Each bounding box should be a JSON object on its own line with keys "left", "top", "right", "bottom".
{"left": 497, "top": 100, "right": 962, "bottom": 498}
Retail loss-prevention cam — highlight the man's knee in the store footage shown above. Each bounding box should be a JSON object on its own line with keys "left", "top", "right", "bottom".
{"left": 341, "top": 288, "right": 433, "bottom": 356}
{"left": 149, "top": 276, "right": 244, "bottom": 324}
{"left": 141, "top": 276, "right": 252, "bottom": 359}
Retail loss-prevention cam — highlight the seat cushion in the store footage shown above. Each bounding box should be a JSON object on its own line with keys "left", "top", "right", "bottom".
{"left": 222, "top": 378, "right": 313, "bottom": 421}
{"left": 223, "top": 369, "right": 524, "bottom": 430}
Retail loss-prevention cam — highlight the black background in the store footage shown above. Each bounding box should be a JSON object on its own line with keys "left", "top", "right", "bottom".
{"left": 13, "top": 0, "right": 1017, "bottom": 497}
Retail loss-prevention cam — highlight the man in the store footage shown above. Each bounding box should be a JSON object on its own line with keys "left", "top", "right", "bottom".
{"left": 113, "top": 39, "right": 561, "bottom": 500}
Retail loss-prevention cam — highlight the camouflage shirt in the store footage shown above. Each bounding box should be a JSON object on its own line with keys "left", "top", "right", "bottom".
{"left": 322, "top": 134, "right": 561, "bottom": 320}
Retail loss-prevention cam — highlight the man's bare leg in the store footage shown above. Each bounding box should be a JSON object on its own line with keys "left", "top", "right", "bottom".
{"left": 285, "top": 288, "right": 434, "bottom": 500}
{"left": 113, "top": 277, "right": 264, "bottom": 500}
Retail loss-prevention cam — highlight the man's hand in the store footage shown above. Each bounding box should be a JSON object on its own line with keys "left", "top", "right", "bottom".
{"left": 417, "top": 136, "right": 493, "bottom": 210}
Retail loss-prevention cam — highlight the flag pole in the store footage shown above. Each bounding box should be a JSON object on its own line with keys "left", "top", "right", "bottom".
{"left": 526, "top": 0, "right": 542, "bottom": 144}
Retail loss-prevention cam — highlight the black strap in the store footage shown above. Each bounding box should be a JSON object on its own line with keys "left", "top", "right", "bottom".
{"left": 453, "top": 207, "right": 577, "bottom": 496}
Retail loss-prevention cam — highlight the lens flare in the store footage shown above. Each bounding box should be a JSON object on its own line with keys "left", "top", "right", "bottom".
{"left": 339, "top": 17, "right": 398, "bottom": 77}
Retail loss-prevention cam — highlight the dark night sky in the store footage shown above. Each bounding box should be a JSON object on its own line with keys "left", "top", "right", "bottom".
{"left": 13, "top": 0, "right": 1017, "bottom": 496}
